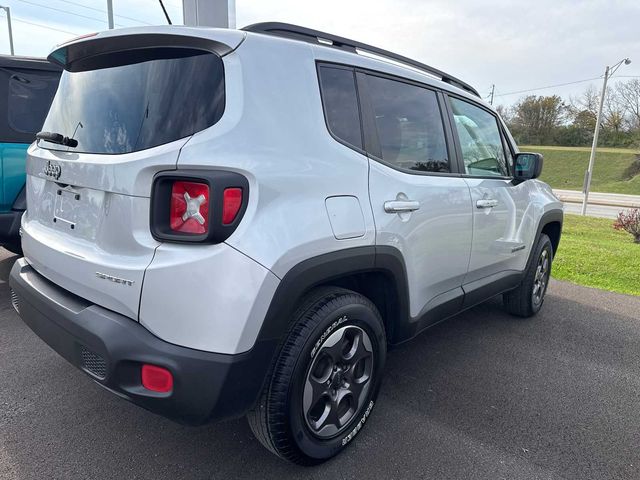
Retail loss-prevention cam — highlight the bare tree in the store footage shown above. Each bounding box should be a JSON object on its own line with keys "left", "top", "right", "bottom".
{"left": 615, "top": 79, "right": 640, "bottom": 130}
{"left": 495, "top": 104, "right": 513, "bottom": 124}
{"left": 604, "top": 89, "right": 627, "bottom": 134}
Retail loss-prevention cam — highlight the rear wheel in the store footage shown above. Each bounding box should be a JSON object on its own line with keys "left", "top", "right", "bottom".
{"left": 247, "top": 287, "right": 386, "bottom": 465}
{"left": 503, "top": 233, "right": 553, "bottom": 317}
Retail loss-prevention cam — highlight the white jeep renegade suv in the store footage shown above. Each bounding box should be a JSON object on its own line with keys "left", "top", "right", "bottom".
{"left": 10, "top": 23, "right": 563, "bottom": 465}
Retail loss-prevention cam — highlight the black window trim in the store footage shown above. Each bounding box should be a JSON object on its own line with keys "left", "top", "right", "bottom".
{"left": 444, "top": 92, "right": 514, "bottom": 180}
{"left": 498, "top": 115, "right": 519, "bottom": 176}
{"left": 316, "top": 60, "right": 464, "bottom": 178}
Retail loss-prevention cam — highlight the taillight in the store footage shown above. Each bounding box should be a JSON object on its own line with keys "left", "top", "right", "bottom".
{"left": 170, "top": 181, "right": 210, "bottom": 234}
{"left": 150, "top": 170, "right": 249, "bottom": 244}
{"left": 222, "top": 188, "right": 243, "bottom": 225}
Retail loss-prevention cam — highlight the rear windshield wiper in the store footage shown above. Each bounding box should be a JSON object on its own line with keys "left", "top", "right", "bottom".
{"left": 36, "top": 131, "right": 78, "bottom": 148}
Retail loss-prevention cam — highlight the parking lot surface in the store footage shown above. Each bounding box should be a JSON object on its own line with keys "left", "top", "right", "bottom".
{"left": 1, "top": 249, "right": 639, "bottom": 480}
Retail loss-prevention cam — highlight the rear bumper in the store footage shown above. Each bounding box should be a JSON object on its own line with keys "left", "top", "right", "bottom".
{"left": 9, "top": 258, "right": 276, "bottom": 425}
{"left": 0, "top": 209, "right": 23, "bottom": 248}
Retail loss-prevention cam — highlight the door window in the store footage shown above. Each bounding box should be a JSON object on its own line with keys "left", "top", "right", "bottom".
{"left": 450, "top": 97, "right": 509, "bottom": 177}
{"left": 366, "top": 75, "right": 449, "bottom": 173}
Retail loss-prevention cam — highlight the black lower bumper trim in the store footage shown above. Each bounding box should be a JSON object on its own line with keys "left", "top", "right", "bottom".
{"left": 9, "top": 258, "right": 276, "bottom": 425}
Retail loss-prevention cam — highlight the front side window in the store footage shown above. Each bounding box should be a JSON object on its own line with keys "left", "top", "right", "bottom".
{"left": 318, "top": 65, "right": 363, "bottom": 150}
{"left": 40, "top": 49, "right": 224, "bottom": 154}
{"left": 450, "top": 97, "right": 509, "bottom": 177}
{"left": 366, "top": 75, "right": 449, "bottom": 173}
{"left": 8, "top": 70, "right": 59, "bottom": 134}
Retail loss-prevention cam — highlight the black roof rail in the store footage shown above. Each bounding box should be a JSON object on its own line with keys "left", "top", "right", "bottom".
{"left": 242, "top": 22, "right": 480, "bottom": 98}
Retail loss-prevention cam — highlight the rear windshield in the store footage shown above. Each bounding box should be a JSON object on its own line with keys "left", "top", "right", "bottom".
{"left": 8, "top": 69, "right": 60, "bottom": 135}
{"left": 40, "top": 49, "right": 224, "bottom": 154}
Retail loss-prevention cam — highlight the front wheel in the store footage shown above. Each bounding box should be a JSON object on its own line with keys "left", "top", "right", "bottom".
{"left": 503, "top": 233, "right": 553, "bottom": 317}
{"left": 247, "top": 287, "right": 386, "bottom": 465}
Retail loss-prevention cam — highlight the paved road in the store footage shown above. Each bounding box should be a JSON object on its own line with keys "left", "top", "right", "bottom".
{"left": 553, "top": 189, "right": 639, "bottom": 219}
{"left": 553, "top": 189, "right": 640, "bottom": 209}
{"left": 2, "top": 250, "right": 640, "bottom": 479}
{"left": 562, "top": 202, "right": 625, "bottom": 219}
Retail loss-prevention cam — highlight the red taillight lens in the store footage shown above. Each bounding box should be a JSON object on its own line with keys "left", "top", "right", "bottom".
{"left": 222, "top": 188, "right": 243, "bottom": 225}
{"left": 170, "top": 181, "right": 210, "bottom": 234}
{"left": 141, "top": 364, "right": 173, "bottom": 393}
{"left": 151, "top": 171, "right": 248, "bottom": 243}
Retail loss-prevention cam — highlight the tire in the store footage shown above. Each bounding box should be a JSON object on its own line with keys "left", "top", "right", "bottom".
{"left": 247, "top": 286, "right": 386, "bottom": 465}
{"left": 3, "top": 242, "right": 22, "bottom": 256}
{"left": 503, "top": 233, "right": 553, "bottom": 317}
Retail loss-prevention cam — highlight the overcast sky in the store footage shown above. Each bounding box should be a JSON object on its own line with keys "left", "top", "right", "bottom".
{"left": 0, "top": 0, "right": 638, "bottom": 107}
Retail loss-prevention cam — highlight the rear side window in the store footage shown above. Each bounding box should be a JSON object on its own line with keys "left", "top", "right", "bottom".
{"left": 318, "top": 65, "right": 363, "bottom": 150}
{"left": 449, "top": 97, "right": 509, "bottom": 177}
{"left": 8, "top": 70, "right": 59, "bottom": 134}
{"left": 366, "top": 75, "right": 449, "bottom": 173}
{"left": 40, "top": 49, "right": 224, "bottom": 154}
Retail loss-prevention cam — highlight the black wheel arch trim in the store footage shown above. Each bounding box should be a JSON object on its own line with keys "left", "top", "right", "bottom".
{"left": 255, "top": 245, "right": 410, "bottom": 345}
{"left": 255, "top": 207, "right": 562, "bottom": 351}
{"left": 527, "top": 209, "right": 563, "bottom": 270}
{"left": 256, "top": 207, "right": 562, "bottom": 349}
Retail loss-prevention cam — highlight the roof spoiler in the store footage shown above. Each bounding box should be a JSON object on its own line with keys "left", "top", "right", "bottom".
{"left": 48, "top": 31, "right": 241, "bottom": 72}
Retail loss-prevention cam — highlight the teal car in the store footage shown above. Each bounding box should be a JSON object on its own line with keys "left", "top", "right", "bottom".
{"left": 0, "top": 55, "right": 60, "bottom": 253}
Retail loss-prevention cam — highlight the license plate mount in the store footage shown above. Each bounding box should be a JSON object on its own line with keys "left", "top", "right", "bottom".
{"left": 53, "top": 188, "right": 81, "bottom": 231}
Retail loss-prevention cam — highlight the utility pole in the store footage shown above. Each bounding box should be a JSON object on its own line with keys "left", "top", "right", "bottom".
{"left": 489, "top": 84, "right": 495, "bottom": 105}
{"left": 183, "top": 0, "right": 234, "bottom": 27}
{"left": 581, "top": 57, "right": 631, "bottom": 215}
{"left": 106, "top": 0, "right": 114, "bottom": 29}
{"left": 0, "top": 5, "right": 14, "bottom": 55}
{"left": 228, "top": 0, "right": 236, "bottom": 28}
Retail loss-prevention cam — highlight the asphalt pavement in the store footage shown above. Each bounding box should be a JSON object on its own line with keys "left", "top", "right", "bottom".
{"left": 1, "top": 249, "right": 640, "bottom": 480}
{"left": 561, "top": 202, "right": 625, "bottom": 219}
{"left": 553, "top": 190, "right": 640, "bottom": 209}
{"left": 553, "top": 189, "right": 640, "bottom": 219}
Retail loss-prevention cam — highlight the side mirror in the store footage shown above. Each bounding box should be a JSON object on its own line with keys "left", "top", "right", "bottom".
{"left": 513, "top": 152, "right": 543, "bottom": 181}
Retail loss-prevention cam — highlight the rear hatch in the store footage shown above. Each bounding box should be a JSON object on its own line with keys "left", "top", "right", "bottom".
{"left": 22, "top": 27, "right": 243, "bottom": 320}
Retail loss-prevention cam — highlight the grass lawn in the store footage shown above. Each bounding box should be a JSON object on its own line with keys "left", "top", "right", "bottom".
{"left": 552, "top": 214, "right": 640, "bottom": 296}
{"left": 520, "top": 145, "right": 640, "bottom": 195}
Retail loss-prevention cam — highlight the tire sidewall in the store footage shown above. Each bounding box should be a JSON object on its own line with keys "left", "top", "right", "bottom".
{"left": 529, "top": 235, "right": 553, "bottom": 313}
{"left": 287, "top": 300, "right": 386, "bottom": 462}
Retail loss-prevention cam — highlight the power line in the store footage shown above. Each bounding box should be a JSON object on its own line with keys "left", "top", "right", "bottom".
{"left": 16, "top": 0, "right": 124, "bottom": 27}
{"left": 158, "top": 0, "right": 172, "bottom": 24}
{"left": 0, "top": 12, "right": 80, "bottom": 36}
{"left": 55, "top": 0, "right": 153, "bottom": 26}
{"left": 494, "top": 76, "right": 603, "bottom": 97}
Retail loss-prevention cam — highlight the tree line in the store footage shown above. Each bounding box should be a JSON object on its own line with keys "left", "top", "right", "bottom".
{"left": 497, "top": 79, "right": 640, "bottom": 148}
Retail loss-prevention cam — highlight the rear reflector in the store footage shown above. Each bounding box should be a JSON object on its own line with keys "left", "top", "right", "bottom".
{"left": 141, "top": 364, "right": 173, "bottom": 393}
{"left": 222, "top": 188, "right": 243, "bottom": 225}
{"left": 170, "top": 181, "right": 210, "bottom": 234}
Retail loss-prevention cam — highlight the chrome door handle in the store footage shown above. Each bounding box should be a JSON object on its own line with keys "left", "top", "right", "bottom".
{"left": 384, "top": 200, "right": 420, "bottom": 213}
{"left": 476, "top": 199, "right": 498, "bottom": 209}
